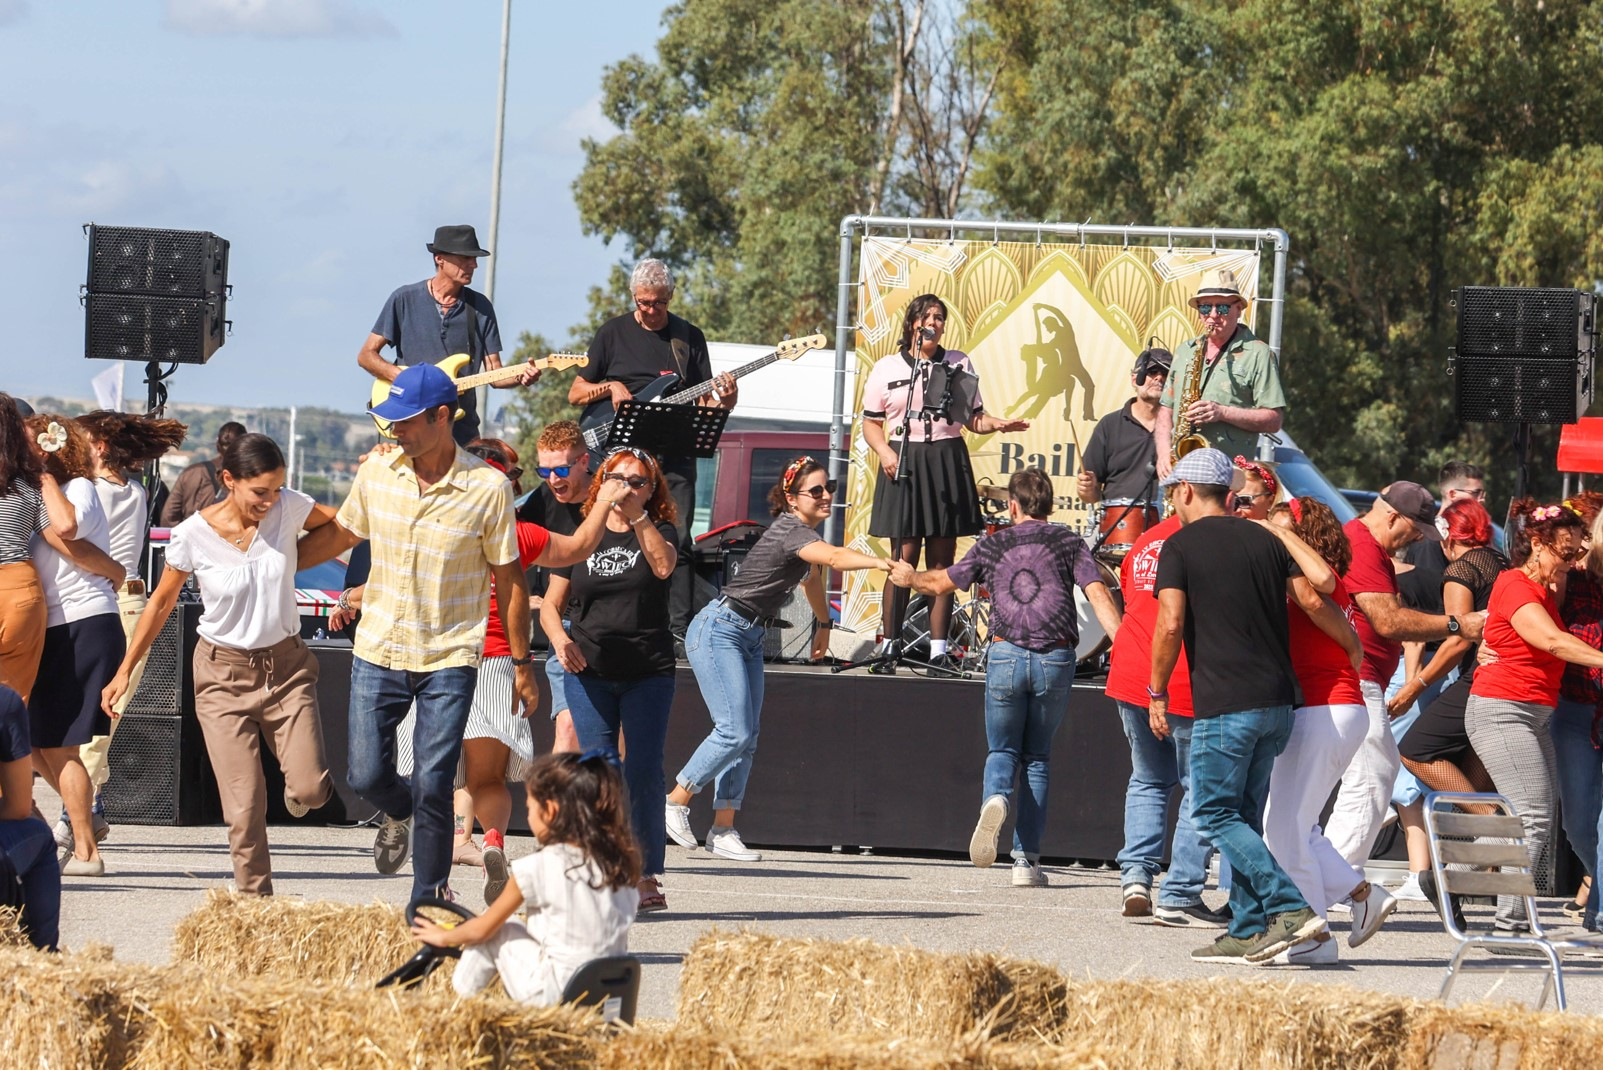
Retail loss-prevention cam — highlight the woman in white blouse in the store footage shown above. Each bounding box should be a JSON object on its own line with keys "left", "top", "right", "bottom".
{"left": 103, "top": 433, "right": 339, "bottom": 896}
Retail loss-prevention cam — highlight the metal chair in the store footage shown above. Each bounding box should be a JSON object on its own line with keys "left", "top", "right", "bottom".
{"left": 1423, "top": 791, "right": 1603, "bottom": 1010}
{"left": 560, "top": 954, "right": 640, "bottom": 1024}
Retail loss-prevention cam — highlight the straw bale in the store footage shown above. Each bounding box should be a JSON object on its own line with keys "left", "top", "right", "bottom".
{"left": 676, "top": 930, "right": 1066, "bottom": 1043}
{"left": 169, "top": 888, "right": 451, "bottom": 990}
{"left": 594, "top": 1029, "right": 1118, "bottom": 1070}
{"left": 0, "top": 947, "right": 168, "bottom": 1068}
{"left": 0, "top": 904, "right": 28, "bottom": 949}
{"left": 1405, "top": 1000, "right": 1603, "bottom": 1070}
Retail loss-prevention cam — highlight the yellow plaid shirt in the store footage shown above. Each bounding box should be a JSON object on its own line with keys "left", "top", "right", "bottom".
{"left": 336, "top": 447, "right": 517, "bottom": 671}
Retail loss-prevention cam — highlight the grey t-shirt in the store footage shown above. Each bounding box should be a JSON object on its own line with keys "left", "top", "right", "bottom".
{"left": 722, "top": 514, "right": 823, "bottom": 617}
{"left": 372, "top": 280, "right": 503, "bottom": 442}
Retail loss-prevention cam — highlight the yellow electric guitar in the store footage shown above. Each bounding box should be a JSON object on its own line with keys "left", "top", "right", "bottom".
{"left": 369, "top": 352, "right": 589, "bottom": 438}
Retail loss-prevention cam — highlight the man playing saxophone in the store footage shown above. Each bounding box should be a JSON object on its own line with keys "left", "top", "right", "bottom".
{"left": 1155, "top": 270, "right": 1288, "bottom": 479}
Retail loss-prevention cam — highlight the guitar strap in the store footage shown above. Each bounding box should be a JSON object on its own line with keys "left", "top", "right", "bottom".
{"left": 666, "top": 314, "right": 691, "bottom": 383}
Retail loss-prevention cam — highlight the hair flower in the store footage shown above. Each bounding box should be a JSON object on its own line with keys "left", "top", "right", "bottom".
{"left": 1532, "top": 505, "right": 1562, "bottom": 521}
{"left": 36, "top": 421, "right": 66, "bottom": 453}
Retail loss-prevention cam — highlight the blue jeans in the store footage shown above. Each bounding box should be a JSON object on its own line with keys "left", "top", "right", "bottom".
{"left": 1551, "top": 697, "right": 1602, "bottom": 930}
{"left": 1115, "top": 702, "right": 1215, "bottom": 907}
{"left": 544, "top": 620, "right": 572, "bottom": 719}
{"left": 1385, "top": 660, "right": 1455, "bottom": 807}
{"left": 347, "top": 657, "right": 477, "bottom": 905}
{"left": 982, "top": 641, "right": 1074, "bottom": 861}
{"left": 0, "top": 816, "right": 59, "bottom": 951}
{"left": 567, "top": 672, "right": 676, "bottom": 875}
{"left": 1189, "top": 706, "right": 1308, "bottom": 939}
{"left": 678, "top": 601, "right": 766, "bottom": 809}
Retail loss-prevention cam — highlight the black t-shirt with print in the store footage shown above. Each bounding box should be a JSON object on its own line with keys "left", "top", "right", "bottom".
{"left": 1154, "top": 514, "right": 1299, "bottom": 718}
{"left": 557, "top": 521, "right": 678, "bottom": 679}
{"left": 578, "top": 311, "right": 713, "bottom": 426}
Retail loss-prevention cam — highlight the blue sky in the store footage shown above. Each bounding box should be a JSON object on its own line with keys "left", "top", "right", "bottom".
{"left": 1, "top": 0, "right": 667, "bottom": 411}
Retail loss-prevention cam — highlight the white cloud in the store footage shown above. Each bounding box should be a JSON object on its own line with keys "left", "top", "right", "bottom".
{"left": 0, "top": 0, "right": 29, "bottom": 27}
{"left": 163, "top": 0, "right": 397, "bottom": 39}
{"left": 560, "top": 94, "right": 615, "bottom": 144}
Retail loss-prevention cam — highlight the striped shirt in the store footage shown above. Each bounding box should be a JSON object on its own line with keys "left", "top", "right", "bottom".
{"left": 336, "top": 447, "right": 518, "bottom": 671}
{"left": 0, "top": 482, "right": 47, "bottom": 565}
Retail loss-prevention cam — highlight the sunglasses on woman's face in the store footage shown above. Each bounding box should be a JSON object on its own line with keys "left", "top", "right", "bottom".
{"left": 603, "top": 473, "right": 653, "bottom": 490}
{"left": 796, "top": 480, "right": 838, "bottom": 500}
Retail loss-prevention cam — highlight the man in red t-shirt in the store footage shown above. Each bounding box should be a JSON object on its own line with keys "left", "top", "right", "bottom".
{"left": 1328, "top": 482, "right": 1485, "bottom": 867}
{"left": 1106, "top": 514, "right": 1224, "bottom": 927}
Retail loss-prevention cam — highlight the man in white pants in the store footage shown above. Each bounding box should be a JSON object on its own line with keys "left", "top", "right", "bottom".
{"left": 1327, "top": 483, "right": 1484, "bottom": 866}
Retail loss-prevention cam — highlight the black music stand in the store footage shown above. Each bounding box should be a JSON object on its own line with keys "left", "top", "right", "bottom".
{"left": 605, "top": 399, "right": 728, "bottom": 459}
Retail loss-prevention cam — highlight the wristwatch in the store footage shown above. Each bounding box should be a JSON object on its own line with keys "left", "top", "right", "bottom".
{"left": 1446, "top": 615, "right": 1461, "bottom": 636}
{"left": 510, "top": 653, "right": 536, "bottom": 667}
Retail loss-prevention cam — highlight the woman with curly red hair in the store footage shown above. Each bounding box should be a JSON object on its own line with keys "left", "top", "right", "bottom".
{"left": 1468, "top": 498, "right": 1603, "bottom": 933}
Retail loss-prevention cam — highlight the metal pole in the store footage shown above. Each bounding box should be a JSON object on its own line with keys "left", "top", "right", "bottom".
{"left": 825, "top": 217, "right": 859, "bottom": 552}
{"left": 287, "top": 405, "right": 297, "bottom": 488}
{"left": 480, "top": 0, "right": 512, "bottom": 435}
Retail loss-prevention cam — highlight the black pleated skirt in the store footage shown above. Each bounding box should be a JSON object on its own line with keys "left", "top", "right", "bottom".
{"left": 868, "top": 437, "right": 983, "bottom": 539}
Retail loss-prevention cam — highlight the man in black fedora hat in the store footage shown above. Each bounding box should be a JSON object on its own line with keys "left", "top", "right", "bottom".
{"left": 358, "top": 224, "right": 540, "bottom": 445}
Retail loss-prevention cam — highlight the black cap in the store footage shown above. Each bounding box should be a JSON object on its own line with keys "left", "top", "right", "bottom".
{"left": 1134, "top": 347, "right": 1172, "bottom": 385}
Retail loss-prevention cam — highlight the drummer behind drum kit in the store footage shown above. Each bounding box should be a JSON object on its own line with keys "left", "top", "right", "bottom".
{"left": 949, "top": 483, "right": 1155, "bottom": 676}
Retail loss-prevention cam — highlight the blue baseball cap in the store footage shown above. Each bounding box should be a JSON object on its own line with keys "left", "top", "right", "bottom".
{"left": 1160, "top": 447, "right": 1246, "bottom": 491}
{"left": 368, "top": 363, "right": 458, "bottom": 423}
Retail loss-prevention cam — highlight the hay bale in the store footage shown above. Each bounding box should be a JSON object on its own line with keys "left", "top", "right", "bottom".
{"left": 1405, "top": 1001, "right": 1603, "bottom": 1070}
{"left": 675, "top": 930, "right": 1064, "bottom": 1043}
{"left": 595, "top": 1030, "right": 1118, "bottom": 1069}
{"left": 170, "top": 889, "right": 449, "bottom": 990}
{"left": 0, "top": 905, "right": 28, "bottom": 949}
{"left": 0, "top": 948, "right": 167, "bottom": 1068}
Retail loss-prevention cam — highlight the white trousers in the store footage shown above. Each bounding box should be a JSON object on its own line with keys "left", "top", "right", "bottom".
{"left": 453, "top": 919, "right": 559, "bottom": 1006}
{"left": 1322, "top": 679, "right": 1401, "bottom": 867}
{"left": 1263, "top": 703, "right": 1369, "bottom": 917}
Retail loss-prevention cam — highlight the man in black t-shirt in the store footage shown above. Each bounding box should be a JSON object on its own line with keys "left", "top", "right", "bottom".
{"left": 568, "top": 259, "right": 737, "bottom": 633}
{"left": 1149, "top": 448, "right": 1323, "bottom": 966}
{"left": 1077, "top": 347, "right": 1168, "bottom": 505}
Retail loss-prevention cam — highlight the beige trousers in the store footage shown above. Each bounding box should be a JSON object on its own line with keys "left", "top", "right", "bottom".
{"left": 192, "top": 634, "right": 333, "bottom": 895}
{"left": 81, "top": 583, "right": 149, "bottom": 789}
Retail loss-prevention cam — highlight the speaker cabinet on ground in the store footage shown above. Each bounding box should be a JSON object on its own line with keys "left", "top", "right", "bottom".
{"left": 103, "top": 602, "right": 221, "bottom": 826}
{"left": 722, "top": 547, "right": 818, "bottom": 663}
{"left": 84, "top": 224, "right": 229, "bottom": 364}
{"left": 1452, "top": 286, "right": 1598, "bottom": 424}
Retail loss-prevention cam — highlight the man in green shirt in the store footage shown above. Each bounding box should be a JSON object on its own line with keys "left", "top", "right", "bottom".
{"left": 1155, "top": 270, "right": 1287, "bottom": 479}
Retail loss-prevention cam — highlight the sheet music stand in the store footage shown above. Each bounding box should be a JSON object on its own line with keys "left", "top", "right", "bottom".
{"left": 605, "top": 400, "right": 728, "bottom": 459}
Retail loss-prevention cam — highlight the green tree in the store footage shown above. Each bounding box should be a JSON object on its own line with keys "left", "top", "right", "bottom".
{"left": 495, "top": 331, "right": 585, "bottom": 463}
{"left": 973, "top": 0, "right": 1603, "bottom": 497}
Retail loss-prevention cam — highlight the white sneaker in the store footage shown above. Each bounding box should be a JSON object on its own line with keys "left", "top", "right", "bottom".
{"left": 664, "top": 801, "right": 697, "bottom": 849}
{"left": 1268, "top": 936, "right": 1338, "bottom": 966}
{"left": 705, "top": 826, "right": 762, "bottom": 862}
{"left": 1392, "top": 872, "right": 1428, "bottom": 901}
{"left": 1349, "top": 884, "right": 1398, "bottom": 948}
{"left": 1327, "top": 899, "right": 1352, "bottom": 914}
{"left": 969, "top": 795, "right": 1008, "bottom": 869}
{"left": 1012, "top": 859, "right": 1048, "bottom": 887}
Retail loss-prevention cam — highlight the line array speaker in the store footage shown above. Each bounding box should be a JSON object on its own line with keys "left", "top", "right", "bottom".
{"left": 1451, "top": 286, "right": 1597, "bottom": 424}
{"left": 84, "top": 224, "right": 229, "bottom": 364}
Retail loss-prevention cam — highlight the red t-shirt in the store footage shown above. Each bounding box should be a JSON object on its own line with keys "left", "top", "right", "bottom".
{"left": 1106, "top": 515, "right": 1194, "bottom": 717}
{"left": 1286, "top": 577, "right": 1364, "bottom": 707}
{"left": 482, "top": 521, "right": 551, "bottom": 659}
{"left": 1472, "top": 569, "right": 1565, "bottom": 706}
{"left": 1340, "top": 518, "right": 1401, "bottom": 685}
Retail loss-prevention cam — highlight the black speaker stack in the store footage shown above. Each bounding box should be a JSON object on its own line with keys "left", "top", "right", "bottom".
{"left": 83, "top": 225, "right": 230, "bottom": 365}
{"left": 1451, "top": 286, "right": 1598, "bottom": 424}
{"left": 722, "top": 548, "right": 819, "bottom": 663}
{"left": 103, "top": 602, "right": 221, "bottom": 826}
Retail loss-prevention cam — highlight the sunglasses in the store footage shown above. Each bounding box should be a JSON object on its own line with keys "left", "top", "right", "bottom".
{"left": 603, "top": 473, "right": 653, "bottom": 490}
{"left": 1196, "top": 303, "right": 1239, "bottom": 316}
{"left": 796, "top": 480, "right": 838, "bottom": 500}
{"left": 634, "top": 297, "right": 669, "bottom": 310}
{"left": 536, "top": 465, "right": 576, "bottom": 479}
{"left": 503, "top": 465, "right": 524, "bottom": 483}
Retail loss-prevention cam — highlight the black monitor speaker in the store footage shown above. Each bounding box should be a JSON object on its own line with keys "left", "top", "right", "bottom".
{"left": 1451, "top": 286, "right": 1597, "bottom": 424}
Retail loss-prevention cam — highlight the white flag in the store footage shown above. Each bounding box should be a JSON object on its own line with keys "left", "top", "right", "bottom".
{"left": 91, "top": 364, "right": 124, "bottom": 411}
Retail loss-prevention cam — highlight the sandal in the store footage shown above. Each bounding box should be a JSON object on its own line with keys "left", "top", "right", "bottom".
{"left": 637, "top": 876, "right": 667, "bottom": 914}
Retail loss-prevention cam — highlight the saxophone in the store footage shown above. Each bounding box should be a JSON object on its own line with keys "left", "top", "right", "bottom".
{"left": 1171, "top": 332, "right": 1210, "bottom": 463}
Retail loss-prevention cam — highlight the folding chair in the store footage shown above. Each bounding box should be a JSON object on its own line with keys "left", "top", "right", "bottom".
{"left": 1423, "top": 791, "right": 1603, "bottom": 1010}
{"left": 560, "top": 954, "right": 640, "bottom": 1024}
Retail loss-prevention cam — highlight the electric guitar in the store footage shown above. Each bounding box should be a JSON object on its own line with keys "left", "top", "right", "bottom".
{"left": 368, "top": 352, "right": 588, "bottom": 438}
{"left": 579, "top": 333, "right": 827, "bottom": 451}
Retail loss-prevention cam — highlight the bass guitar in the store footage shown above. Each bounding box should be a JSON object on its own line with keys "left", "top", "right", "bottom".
{"left": 579, "top": 333, "right": 826, "bottom": 451}
{"left": 369, "top": 352, "right": 588, "bottom": 438}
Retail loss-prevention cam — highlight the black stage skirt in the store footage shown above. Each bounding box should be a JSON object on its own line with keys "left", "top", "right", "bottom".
{"left": 1399, "top": 673, "right": 1474, "bottom": 766}
{"left": 869, "top": 437, "right": 983, "bottom": 539}
{"left": 29, "top": 613, "right": 123, "bottom": 749}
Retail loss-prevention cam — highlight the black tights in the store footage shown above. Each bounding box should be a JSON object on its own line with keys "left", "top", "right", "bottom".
{"left": 881, "top": 536, "right": 957, "bottom": 645}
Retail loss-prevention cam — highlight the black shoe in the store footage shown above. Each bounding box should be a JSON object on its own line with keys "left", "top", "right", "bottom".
{"left": 866, "top": 658, "right": 897, "bottom": 675}
{"left": 927, "top": 653, "right": 961, "bottom": 675}
{"left": 1153, "top": 901, "right": 1231, "bottom": 928}
{"left": 1418, "top": 868, "right": 1466, "bottom": 930}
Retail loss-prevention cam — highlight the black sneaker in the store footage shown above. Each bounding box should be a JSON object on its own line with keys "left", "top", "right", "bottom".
{"left": 1245, "top": 907, "right": 1327, "bottom": 963}
{"left": 1153, "top": 901, "right": 1231, "bottom": 928}
{"left": 373, "top": 815, "right": 413, "bottom": 875}
{"left": 1190, "top": 931, "right": 1265, "bottom": 965}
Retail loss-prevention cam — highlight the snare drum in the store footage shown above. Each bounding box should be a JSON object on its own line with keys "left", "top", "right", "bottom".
{"left": 1075, "top": 558, "right": 1123, "bottom": 664}
{"left": 984, "top": 515, "right": 1012, "bottom": 538}
{"left": 1095, "top": 498, "right": 1160, "bottom": 554}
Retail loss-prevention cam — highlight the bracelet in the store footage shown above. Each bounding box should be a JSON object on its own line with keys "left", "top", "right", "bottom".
{"left": 510, "top": 653, "right": 535, "bottom": 667}
{"left": 629, "top": 513, "right": 648, "bottom": 526}
{"left": 1145, "top": 685, "right": 1168, "bottom": 701}
{"left": 815, "top": 619, "right": 832, "bottom": 629}
{"left": 336, "top": 588, "right": 354, "bottom": 613}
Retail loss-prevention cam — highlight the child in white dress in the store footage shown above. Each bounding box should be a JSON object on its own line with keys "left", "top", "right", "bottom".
{"left": 410, "top": 749, "right": 639, "bottom": 1005}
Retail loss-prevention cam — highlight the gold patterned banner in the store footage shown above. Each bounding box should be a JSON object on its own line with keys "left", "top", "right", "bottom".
{"left": 839, "top": 237, "right": 1262, "bottom": 646}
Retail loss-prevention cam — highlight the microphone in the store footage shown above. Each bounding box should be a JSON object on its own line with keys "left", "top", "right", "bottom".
{"left": 918, "top": 326, "right": 936, "bottom": 341}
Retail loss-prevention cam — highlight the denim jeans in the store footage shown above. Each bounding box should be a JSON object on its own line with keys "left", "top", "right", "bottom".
{"left": 678, "top": 600, "right": 766, "bottom": 810}
{"left": 1188, "top": 705, "right": 1309, "bottom": 939}
{"left": 567, "top": 671, "right": 676, "bottom": 875}
{"left": 0, "top": 816, "right": 59, "bottom": 950}
{"left": 1115, "top": 702, "right": 1215, "bottom": 907}
{"left": 1385, "top": 660, "right": 1456, "bottom": 807}
{"left": 1551, "top": 696, "right": 1602, "bottom": 930}
{"left": 347, "top": 657, "right": 477, "bottom": 905}
{"left": 981, "top": 641, "right": 1074, "bottom": 861}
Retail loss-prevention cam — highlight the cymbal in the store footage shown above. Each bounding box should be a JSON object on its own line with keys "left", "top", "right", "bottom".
{"left": 977, "top": 484, "right": 1010, "bottom": 502}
